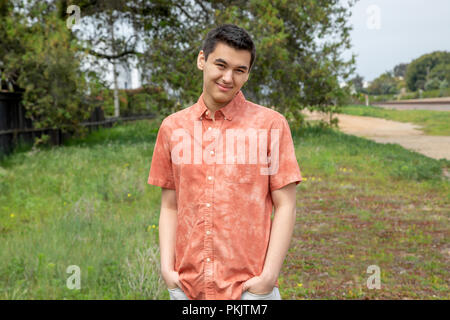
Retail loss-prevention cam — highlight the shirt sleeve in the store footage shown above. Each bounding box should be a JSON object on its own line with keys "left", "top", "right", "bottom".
{"left": 147, "top": 119, "right": 176, "bottom": 189}
{"left": 268, "top": 115, "right": 303, "bottom": 192}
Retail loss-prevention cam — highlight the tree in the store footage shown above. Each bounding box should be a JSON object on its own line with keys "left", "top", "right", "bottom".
{"left": 405, "top": 51, "right": 450, "bottom": 91}
{"left": 144, "top": 0, "right": 357, "bottom": 128}
{"left": 428, "top": 63, "right": 450, "bottom": 84}
{"left": 367, "top": 72, "right": 399, "bottom": 95}
{"left": 0, "top": 0, "right": 99, "bottom": 138}
{"left": 349, "top": 74, "right": 365, "bottom": 93}
{"left": 393, "top": 63, "right": 408, "bottom": 78}
{"left": 4, "top": 0, "right": 357, "bottom": 131}
{"left": 61, "top": 0, "right": 180, "bottom": 117}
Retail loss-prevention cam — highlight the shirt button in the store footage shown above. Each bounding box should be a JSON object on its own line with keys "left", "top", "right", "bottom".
{"left": 206, "top": 258, "right": 211, "bottom": 262}
{"left": 207, "top": 176, "right": 212, "bottom": 180}
{"left": 206, "top": 111, "right": 209, "bottom": 115}
{"left": 208, "top": 127, "right": 212, "bottom": 130}
{"left": 206, "top": 203, "right": 211, "bottom": 207}
{"left": 210, "top": 150, "right": 214, "bottom": 155}
{"left": 206, "top": 230, "right": 211, "bottom": 235}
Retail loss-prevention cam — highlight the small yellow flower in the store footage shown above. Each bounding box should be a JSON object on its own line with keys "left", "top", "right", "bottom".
{"left": 64, "top": 202, "right": 67, "bottom": 206}
{"left": 349, "top": 254, "right": 354, "bottom": 258}
{"left": 297, "top": 283, "right": 303, "bottom": 287}
{"left": 318, "top": 178, "right": 322, "bottom": 181}
{"left": 10, "top": 213, "right": 15, "bottom": 218}
{"left": 124, "top": 163, "right": 129, "bottom": 167}
{"left": 152, "top": 225, "right": 156, "bottom": 229}
{"left": 311, "top": 177, "right": 316, "bottom": 181}
{"left": 343, "top": 168, "right": 347, "bottom": 172}
{"left": 128, "top": 193, "right": 131, "bottom": 198}
{"left": 304, "top": 177, "right": 308, "bottom": 181}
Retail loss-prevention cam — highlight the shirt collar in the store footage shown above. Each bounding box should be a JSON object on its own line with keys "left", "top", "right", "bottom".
{"left": 195, "top": 90, "right": 246, "bottom": 121}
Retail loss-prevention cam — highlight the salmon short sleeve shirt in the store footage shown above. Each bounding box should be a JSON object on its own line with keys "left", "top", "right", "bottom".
{"left": 148, "top": 90, "right": 303, "bottom": 300}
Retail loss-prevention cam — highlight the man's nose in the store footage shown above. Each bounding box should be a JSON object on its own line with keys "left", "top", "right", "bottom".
{"left": 222, "top": 69, "right": 233, "bottom": 83}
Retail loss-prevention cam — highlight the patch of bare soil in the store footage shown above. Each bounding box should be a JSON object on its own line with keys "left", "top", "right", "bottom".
{"left": 302, "top": 110, "right": 450, "bottom": 162}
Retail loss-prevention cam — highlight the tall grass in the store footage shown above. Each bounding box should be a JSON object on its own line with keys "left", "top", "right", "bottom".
{"left": 0, "top": 120, "right": 165, "bottom": 299}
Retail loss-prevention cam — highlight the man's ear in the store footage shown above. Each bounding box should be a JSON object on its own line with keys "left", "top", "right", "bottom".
{"left": 197, "top": 50, "right": 205, "bottom": 71}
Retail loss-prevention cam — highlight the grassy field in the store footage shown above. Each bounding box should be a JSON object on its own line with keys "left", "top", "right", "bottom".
{"left": 0, "top": 119, "right": 449, "bottom": 299}
{"left": 338, "top": 105, "right": 450, "bottom": 136}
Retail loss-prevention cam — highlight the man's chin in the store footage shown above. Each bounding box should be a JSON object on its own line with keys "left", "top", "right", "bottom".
{"left": 210, "top": 89, "right": 235, "bottom": 101}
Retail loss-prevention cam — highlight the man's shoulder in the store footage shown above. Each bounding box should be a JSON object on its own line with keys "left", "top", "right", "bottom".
{"left": 159, "top": 104, "right": 197, "bottom": 129}
{"left": 245, "top": 99, "right": 287, "bottom": 123}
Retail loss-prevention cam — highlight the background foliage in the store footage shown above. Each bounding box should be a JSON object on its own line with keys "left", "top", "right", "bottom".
{"left": 0, "top": 0, "right": 102, "bottom": 139}
{"left": 1, "top": 0, "right": 358, "bottom": 134}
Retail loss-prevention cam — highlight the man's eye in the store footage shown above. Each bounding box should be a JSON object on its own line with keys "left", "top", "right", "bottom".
{"left": 217, "top": 64, "right": 225, "bottom": 68}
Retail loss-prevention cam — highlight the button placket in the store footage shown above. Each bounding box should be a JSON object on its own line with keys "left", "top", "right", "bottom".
{"left": 202, "top": 116, "right": 226, "bottom": 300}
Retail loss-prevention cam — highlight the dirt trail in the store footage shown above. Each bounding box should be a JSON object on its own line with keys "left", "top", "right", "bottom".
{"left": 302, "top": 110, "right": 450, "bottom": 161}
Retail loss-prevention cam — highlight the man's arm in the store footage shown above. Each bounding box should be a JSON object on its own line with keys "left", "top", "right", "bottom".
{"left": 261, "top": 182, "right": 297, "bottom": 282}
{"left": 243, "top": 182, "right": 297, "bottom": 293}
{"left": 159, "top": 187, "right": 180, "bottom": 289}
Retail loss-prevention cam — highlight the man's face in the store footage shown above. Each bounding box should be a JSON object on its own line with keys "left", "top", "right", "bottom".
{"left": 197, "top": 42, "right": 251, "bottom": 105}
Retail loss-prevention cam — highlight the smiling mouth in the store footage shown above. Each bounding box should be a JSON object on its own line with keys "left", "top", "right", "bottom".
{"left": 216, "top": 82, "right": 232, "bottom": 89}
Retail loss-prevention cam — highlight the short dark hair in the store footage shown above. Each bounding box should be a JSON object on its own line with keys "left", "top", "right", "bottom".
{"left": 202, "top": 24, "right": 256, "bottom": 72}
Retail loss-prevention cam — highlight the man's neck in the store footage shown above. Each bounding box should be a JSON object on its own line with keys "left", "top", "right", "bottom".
{"left": 202, "top": 91, "right": 235, "bottom": 119}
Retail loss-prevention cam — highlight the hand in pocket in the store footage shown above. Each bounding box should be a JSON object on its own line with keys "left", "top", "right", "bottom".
{"left": 242, "top": 275, "right": 274, "bottom": 295}
{"left": 163, "top": 270, "right": 181, "bottom": 290}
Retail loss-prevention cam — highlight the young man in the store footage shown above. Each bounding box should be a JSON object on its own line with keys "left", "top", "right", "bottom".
{"left": 148, "top": 24, "right": 302, "bottom": 300}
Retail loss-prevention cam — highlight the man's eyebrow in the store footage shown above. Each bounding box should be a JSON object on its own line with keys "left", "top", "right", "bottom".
{"left": 214, "top": 58, "right": 248, "bottom": 70}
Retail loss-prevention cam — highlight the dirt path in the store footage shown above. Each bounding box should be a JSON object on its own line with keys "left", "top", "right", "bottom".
{"left": 302, "top": 110, "right": 450, "bottom": 161}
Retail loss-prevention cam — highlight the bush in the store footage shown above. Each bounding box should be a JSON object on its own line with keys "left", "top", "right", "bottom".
{"left": 424, "top": 78, "right": 441, "bottom": 91}
{"left": 367, "top": 72, "right": 400, "bottom": 95}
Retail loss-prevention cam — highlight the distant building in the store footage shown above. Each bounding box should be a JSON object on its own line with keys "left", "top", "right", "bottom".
{"left": 104, "top": 60, "right": 141, "bottom": 90}
{"left": 115, "top": 62, "right": 132, "bottom": 90}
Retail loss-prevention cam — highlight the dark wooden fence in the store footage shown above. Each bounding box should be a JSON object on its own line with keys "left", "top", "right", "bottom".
{"left": 0, "top": 92, "right": 156, "bottom": 158}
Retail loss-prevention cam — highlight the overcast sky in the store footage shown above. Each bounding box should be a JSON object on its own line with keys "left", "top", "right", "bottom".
{"left": 345, "top": 0, "right": 450, "bottom": 82}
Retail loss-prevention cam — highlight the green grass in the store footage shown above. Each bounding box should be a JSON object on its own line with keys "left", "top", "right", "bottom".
{"left": 338, "top": 105, "right": 450, "bottom": 136}
{"left": 1, "top": 119, "right": 449, "bottom": 299}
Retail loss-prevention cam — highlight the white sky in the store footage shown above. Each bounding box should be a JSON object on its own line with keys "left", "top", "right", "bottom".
{"left": 345, "top": 0, "right": 450, "bottom": 82}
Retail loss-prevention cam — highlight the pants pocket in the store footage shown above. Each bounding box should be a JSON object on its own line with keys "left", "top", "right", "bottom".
{"left": 241, "top": 287, "right": 277, "bottom": 300}
{"left": 167, "top": 287, "right": 189, "bottom": 300}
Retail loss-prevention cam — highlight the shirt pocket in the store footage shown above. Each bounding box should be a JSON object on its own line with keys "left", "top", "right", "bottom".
{"left": 223, "top": 164, "right": 258, "bottom": 184}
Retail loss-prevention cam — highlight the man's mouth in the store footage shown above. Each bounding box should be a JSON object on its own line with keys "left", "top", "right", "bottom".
{"left": 216, "top": 82, "right": 232, "bottom": 91}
